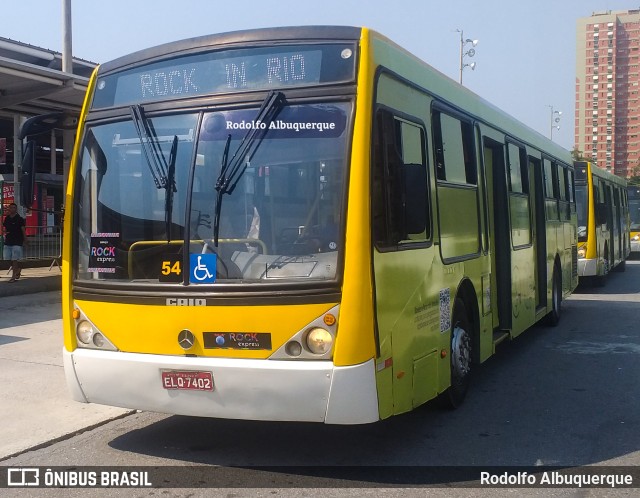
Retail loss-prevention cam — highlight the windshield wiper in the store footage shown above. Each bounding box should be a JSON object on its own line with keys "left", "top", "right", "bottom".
{"left": 165, "top": 135, "right": 178, "bottom": 242}
{"left": 129, "top": 105, "right": 178, "bottom": 242}
{"left": 213, "top": 134, "right": 232, "bottom": 247}
{"left": 130, "top": 105, "right": 172, "bottom": 189}
{"left": 212, "top": 91, "right": 285, "bottom": 247}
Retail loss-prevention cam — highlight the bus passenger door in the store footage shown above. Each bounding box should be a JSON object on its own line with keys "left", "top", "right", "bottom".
{"left": 504, "top": 141, "right": 536, "bottom": 336}
{"left": 605, "top": 184, "right": 615, "bottom": 269}
{"left": 483, "top": 139, "right": 511, "bottom": 332}
{"left": 530, "top": 157, "right": 547, "bottom": 310}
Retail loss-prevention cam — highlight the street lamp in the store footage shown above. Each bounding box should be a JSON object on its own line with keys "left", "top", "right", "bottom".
{"left": 457, "top": 29, "right": 478, "bottom": 85}
{"left": 548, "top": 105, "right": 562, "bottom": 140}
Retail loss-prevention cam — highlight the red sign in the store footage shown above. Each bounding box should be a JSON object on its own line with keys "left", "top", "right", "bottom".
{"left": 2, "top": 182, "right": 39, "bottom": 235}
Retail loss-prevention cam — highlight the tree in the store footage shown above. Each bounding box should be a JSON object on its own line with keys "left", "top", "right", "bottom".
{"left": 629, "top": 164, "right": 640, "bottom": 186}
{"left": 571, "top": 147, "right": 588, "bottom": 162}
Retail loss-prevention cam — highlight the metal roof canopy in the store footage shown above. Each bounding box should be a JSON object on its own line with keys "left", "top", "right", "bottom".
{"left": 0, "top": 56, "right": 88, "bottom": 116}
{"left": 0, "top": 37, "right": 97, "bottom": 198}
{"left": 0, "top": 37, "right": 95, "bottom": 118}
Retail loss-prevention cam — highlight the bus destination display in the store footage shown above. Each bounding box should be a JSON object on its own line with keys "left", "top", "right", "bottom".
{"left": 93, "top": 44, "right": 356, "bottom": 108}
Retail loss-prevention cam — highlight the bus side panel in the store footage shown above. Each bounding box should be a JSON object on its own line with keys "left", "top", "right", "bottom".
{"left": 370, "top": 70, "right": 446, "bottom": 416}
{"left": 630, "top": 185, "right": 640, "bottom": 255}
{"left": 332, "top": 27, "right": 378, "bottom": 369}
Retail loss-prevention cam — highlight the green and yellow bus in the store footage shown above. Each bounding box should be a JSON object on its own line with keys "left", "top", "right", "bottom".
{"left": 21, "top": 27, "right": 578, "bottom": 423}
{"left": 630, "top": 185, "right": 640, "bottom": 256}
{"left": 575, "top": 161, "right": 630, "bottom": 284}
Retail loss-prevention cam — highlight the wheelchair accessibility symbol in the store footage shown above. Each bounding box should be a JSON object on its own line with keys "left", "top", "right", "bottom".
{"left": 189, "top": 254, "right": 217, "bottom": 283}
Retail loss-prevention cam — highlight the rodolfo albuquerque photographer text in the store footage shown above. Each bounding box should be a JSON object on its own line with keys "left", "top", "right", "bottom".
{"left": 481, "top": 470, "right": 634, "bottom": 488}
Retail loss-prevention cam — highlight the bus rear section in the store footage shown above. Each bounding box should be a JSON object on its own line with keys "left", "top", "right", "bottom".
{"left": 575, "top": 161, "right": 629, "bottom": 284}
{"left": 630, "top": 185, "right": 640, "bottom": 256}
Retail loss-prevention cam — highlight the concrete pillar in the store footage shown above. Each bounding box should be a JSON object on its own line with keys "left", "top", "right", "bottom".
{"left": 62, "top": 0, "right": 73, "bottom": 203}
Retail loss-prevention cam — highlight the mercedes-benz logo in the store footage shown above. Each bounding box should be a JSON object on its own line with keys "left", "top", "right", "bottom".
{"left": 178, "top": 329, "right": 195, "bottom": 350}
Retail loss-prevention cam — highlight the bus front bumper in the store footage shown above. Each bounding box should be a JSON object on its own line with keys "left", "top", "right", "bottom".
{"left": 63, "top": 348, "right": 379, "bottom": 424}
{"left": 577, "top": 258, "right": 598, "bottom": 277}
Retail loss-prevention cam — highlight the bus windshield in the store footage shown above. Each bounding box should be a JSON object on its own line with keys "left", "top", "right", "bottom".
{"left": 575, "top": 184, "right": 588, "bottom": 241}
{"left": 75, "top": 101, "right": 350, "bottom": 285}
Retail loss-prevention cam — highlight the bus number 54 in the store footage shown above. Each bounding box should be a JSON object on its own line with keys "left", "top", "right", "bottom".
{"left": 160, "top": 258, "right": 182, "bottom": 282}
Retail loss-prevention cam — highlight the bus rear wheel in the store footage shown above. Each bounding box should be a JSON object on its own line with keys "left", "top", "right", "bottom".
{"left": 594, "top": 248, "right": 609, "bottom": 287}
{"left": 444, "top": 298, "right": 472, "bottom": 408}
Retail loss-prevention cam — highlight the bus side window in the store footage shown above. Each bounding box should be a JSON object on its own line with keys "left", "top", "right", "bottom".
{"left": 543, "top": 159, "right": 560, "bottom": 221}
{"left": 558, "top": 165, "right": 569, "bottom": 221}
{"left": 593, "top": 179, "right": 606, "bottom": 226}
{"left": 567, "top": 169, "right": 576, "bottom": 214}
{"left": 372, "top": 108, "right": 429, "bottom": 249}
{"left": 506, "top": 142, "right": 532, "bottom": 247}
{"left": 433, "top": 111, "right": 476, "bottom": 185}
{"left": 432, "top": 108, "right": 480, "bottom": 259}
{"left": 506, "top": 142, "right": 528, "bottom": 194}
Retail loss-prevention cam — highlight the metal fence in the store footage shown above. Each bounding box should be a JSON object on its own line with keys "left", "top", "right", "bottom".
{"left": 1, "top": 225, "right": 61, "bottom": 269}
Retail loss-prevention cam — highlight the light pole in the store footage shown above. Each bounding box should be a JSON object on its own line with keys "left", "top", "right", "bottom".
{"left": 457, "top": 29, "right": 478, "bottom": 85}
{"left": 548, "top": 105, "right": 562, "bottom": 140}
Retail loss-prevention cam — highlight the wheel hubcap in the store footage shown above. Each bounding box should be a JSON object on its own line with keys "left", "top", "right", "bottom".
{"left": 451, "top": 325, "right": 471, "bottom": 381}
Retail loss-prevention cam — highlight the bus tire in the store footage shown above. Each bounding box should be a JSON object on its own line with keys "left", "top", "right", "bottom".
{"left": 444, "top": 298, "right": 472, "bottom": 408}
{"left": 594, "top": 247, "right": 609, "bottom": 287}
{"left": 545, "top": 265, "right": 562, "bottom": 327}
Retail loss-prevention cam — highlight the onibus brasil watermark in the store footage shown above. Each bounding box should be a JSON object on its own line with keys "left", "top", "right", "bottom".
{"left": 5, "top": 468, "right": 151, "bottom": 488}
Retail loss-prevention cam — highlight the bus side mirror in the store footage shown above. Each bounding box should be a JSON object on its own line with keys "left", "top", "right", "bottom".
{"left": 402, "top": 163, "right": 427, "bottom": 235}
{"left": 18, "top": 112, "right": 75, "bottom": 139}
{"left": 20, "top": 140, "right": 36, "bottom": 209}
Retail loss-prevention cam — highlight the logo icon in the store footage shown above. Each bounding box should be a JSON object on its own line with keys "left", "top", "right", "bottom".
{"left": 190, "top": 254, "right": 217, "bottom": 283}
{"left": 8, "top": 468, "right": 39, "bottom": 486}
{"left": 178, "top": 329, "right": 195, "bottom": 350}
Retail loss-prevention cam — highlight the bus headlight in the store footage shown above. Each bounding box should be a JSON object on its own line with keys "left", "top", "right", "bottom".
{"left": 73, "top": 310, "right": 118, "bottom": 351}
{"left": 633, "top": 234, "right": 639, "bottom": 241}
{"left": 77, "top": 320, "right": 94, "bottom": 344}
{"left": 578, "top": 247, "right": 586, "bottom": 258}
{"left": 305, "top": 327, "right": 333, "bottom": 354}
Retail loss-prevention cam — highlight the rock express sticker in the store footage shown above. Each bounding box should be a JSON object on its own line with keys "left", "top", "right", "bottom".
{"left": 203, "top": 332, "right": 272, "bottom": 350}
{"left": 88, "top": 233, "right": 119, "bottom": 273}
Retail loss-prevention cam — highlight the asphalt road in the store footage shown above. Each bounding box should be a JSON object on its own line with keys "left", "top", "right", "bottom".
{"left": 1, "top": 261, "right": 639, "bottom": 497}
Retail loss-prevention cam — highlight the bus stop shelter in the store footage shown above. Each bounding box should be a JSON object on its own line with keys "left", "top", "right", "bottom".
{"left": 0, "top": 36, "right": 96, "bottom": 264}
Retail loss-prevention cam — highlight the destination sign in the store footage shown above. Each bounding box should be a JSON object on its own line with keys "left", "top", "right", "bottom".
{"left": 92, "top": 44, "right": 356, "bottom": 109}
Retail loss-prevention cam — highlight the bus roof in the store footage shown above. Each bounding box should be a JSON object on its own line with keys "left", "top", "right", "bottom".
{"left": 99, "top": 26, "right": 362, "bottom": 74}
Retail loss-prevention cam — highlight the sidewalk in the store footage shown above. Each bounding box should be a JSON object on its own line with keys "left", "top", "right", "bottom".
{"left": 0, "top": 263, "right": 132, "bottom": 460}
{"left": 0, "top": 263, "right": 62, "bottom": 297}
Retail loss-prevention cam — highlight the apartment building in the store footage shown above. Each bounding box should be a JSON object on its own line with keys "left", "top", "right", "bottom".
{"left": 575, "top": 10, "right": 640, "bottom": 177}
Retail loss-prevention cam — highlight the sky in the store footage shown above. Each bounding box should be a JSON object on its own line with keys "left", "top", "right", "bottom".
{"left": 3, "top": 0, "right": 639, "bottom": 151}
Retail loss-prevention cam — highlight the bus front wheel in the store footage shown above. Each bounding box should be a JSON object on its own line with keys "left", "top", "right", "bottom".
{"left": 444, "top": 298, "right": 472, "bottom": 408}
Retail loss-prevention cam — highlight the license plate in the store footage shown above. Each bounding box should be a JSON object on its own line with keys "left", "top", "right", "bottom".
{"left": 161, "top": 370, "right": 214, "bottom": 391}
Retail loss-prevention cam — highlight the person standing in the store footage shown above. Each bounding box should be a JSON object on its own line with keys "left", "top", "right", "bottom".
{"left": 2, "top": 202, "right": 28, "bottom": 282}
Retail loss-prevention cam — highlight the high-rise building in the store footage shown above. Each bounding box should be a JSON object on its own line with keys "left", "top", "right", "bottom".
{"left": 575, "top": 10, "right": 640, "bottom": 177}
